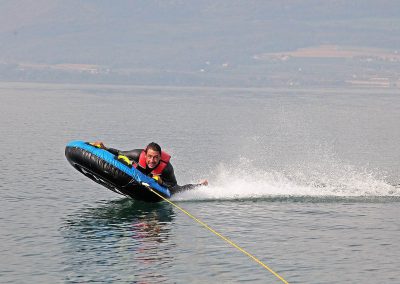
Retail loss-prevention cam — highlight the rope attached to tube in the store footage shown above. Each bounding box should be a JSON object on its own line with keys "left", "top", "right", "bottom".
{"left": 145, "top": 185, "right": 289, "bottom": 284}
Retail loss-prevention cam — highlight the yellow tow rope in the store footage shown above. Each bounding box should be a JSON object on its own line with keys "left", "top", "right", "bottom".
{"left": 146, "top": 187, "right": 289, "bottom": 284}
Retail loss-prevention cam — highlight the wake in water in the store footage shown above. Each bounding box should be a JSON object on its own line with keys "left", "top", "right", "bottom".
{"left": 173, "top": 158, "right": 400, "bottom": 201}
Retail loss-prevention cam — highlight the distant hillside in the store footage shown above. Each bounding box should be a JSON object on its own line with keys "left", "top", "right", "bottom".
{"left": 1, "top": 0, "right": 399, "bottom": 87}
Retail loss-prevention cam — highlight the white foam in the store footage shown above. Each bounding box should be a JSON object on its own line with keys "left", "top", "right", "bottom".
{"left": 172, "top": 158, "right": 399, "bottom": 201}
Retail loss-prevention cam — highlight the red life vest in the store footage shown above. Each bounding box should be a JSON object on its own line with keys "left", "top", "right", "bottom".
{"left": 135, "top": 150, "right": 171, "bottom": 175}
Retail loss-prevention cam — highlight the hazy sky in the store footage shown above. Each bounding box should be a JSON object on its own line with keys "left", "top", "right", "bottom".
{"left": 1, "top": 1, "right": 399, "bottom": 66}
{"left": 0, "top": 1, "right": 399, "bottom": 86}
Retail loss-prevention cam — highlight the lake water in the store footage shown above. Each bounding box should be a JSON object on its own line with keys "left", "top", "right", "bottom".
{"left": 0, "top": 82, "right": 399, "bottom": 283}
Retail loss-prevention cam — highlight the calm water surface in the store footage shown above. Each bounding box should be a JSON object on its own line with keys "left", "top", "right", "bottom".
{"left": 0, "top": 82, "right": 399, "bottom": 283}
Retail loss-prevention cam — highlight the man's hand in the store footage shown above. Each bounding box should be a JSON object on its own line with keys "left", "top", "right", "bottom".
{"left": 153, "top": 175, "right": 163, "bottom": 185}
{"left": 92, "top": 141, "right": 106, "bottom": 149}
{"left": 198, "top": 179, "right": 208, "bottom": 186}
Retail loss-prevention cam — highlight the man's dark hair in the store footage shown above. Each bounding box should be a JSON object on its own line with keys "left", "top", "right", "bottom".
{"left": 145, "top": 142, "right": 161, "bottom": 154}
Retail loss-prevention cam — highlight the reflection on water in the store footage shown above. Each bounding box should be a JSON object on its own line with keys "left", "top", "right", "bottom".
{"left": 60, "top": 198, "right": 175, "bottom": 283}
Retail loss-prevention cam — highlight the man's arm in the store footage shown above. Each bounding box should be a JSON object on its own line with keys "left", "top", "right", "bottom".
{"left": 159, "top": 163, "right": 178, "bottom": 189}
{"left": 170, "top": 183, "right": 202, "bottom": 194}
{"left": 162, "top": 163, "right": 208, "bottom": 194}
{"left": 106, "top": 147, "right": 142, "bottom": 164}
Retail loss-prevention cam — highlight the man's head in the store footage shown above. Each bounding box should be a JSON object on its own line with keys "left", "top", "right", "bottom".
{"left": 145, "top": 142, "right": 162, "bottom": 169}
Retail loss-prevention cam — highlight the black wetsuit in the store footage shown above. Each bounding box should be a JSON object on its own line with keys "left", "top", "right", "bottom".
{"left": 107, "top": 147, "right": 199, "bottom": 195}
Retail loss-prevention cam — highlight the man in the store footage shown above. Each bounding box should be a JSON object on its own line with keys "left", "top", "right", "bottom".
{"left": 93, "top": 141, "right": 208, "bottom": 194}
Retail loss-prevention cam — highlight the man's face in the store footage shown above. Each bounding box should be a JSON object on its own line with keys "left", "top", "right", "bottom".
{"left": 145, "top": 149, "right": 161, "bottom": 169}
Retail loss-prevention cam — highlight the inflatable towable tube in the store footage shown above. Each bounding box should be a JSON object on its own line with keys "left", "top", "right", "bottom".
{"left": 65, "top": 140, "right": 171, "bottom": 202}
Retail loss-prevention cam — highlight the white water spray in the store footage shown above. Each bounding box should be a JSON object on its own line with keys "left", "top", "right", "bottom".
{"left": 173, "top": 157, "right": 399, "bottom": 201}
